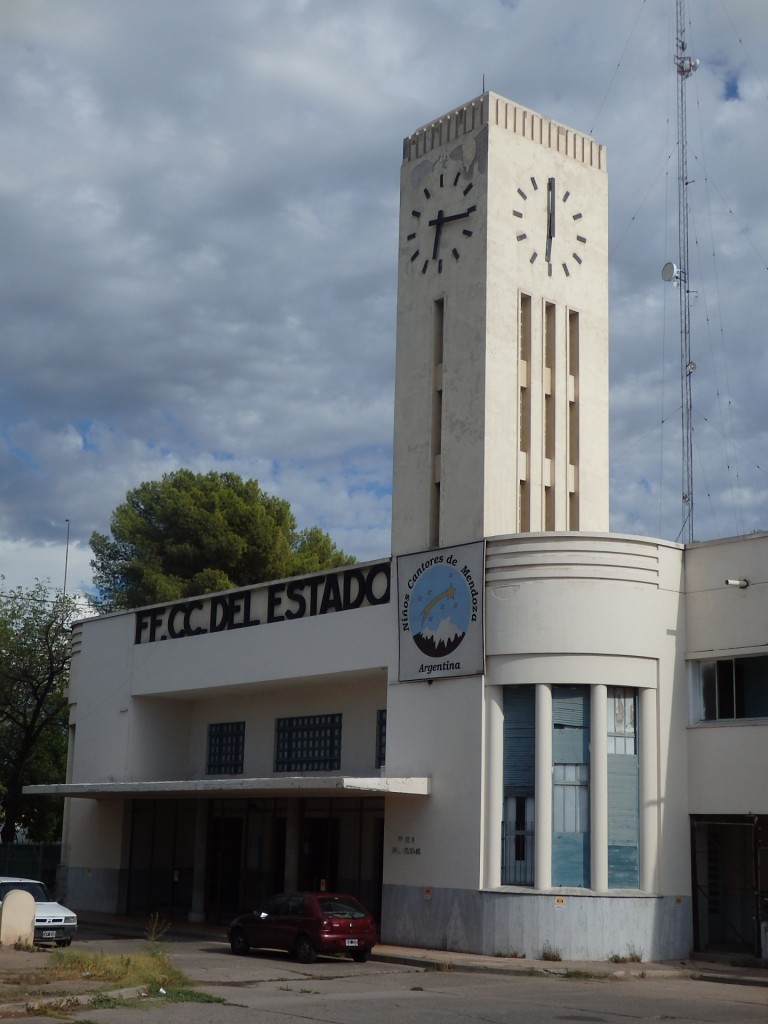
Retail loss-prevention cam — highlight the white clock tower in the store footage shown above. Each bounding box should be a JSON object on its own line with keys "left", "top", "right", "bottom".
{"left": 391, "top": 92, "right": 609, "bottom": 554}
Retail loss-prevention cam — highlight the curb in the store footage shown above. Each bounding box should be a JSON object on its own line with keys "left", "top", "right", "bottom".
{"left": 71, "top": 917, "right": 768, "bottom": 991}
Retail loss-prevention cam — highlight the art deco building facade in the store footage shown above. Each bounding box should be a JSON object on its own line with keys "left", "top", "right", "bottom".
{"left": 29, "top": 94, "right": 768, "bottom": 960}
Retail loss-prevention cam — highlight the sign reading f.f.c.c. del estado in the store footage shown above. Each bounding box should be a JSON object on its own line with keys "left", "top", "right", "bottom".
{"left": 396, "top": 541, "right": 485, "bottom": 682}
{"left": 133, "top": 561, "right": 391, "bottom": 644}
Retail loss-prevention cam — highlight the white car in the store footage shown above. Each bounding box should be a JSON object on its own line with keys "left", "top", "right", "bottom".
{"left": 0, "top": 876, "right": 77, "bottom": 946}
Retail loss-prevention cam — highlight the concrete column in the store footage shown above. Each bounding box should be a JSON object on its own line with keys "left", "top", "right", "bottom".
{"left": 535, "top": 683, "right": 552, "bottom": 889}
{"left": 591, "top": 684, "right": 608, "bottom": 891}
{"left": 639, "top": 687, "right": 659, "bottom": 892}
{"left": 483, "top": 685, "right": 505, "bottom": 888}
{"left": 283, "top": 801, "right": 302, "bottom": 891}
{"left": 188, "top": 800, "right": 208, "bottom": 923}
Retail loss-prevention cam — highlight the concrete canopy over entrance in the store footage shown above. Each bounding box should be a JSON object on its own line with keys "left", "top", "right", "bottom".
{"left": 25, "top": 776, "right": 431, "bottom": 799}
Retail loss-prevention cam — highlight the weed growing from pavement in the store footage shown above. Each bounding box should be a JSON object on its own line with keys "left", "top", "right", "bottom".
{"left": 541, "top": 941, "right": 562, "bottom": 961}
{"left": 145, "top": 912, "right": 171, "bottom": 944}
{"left": 86, "top": 993, "right": 134, "bottom": 1009}
{"left": 24, "top": 994, "right": 83, "bottom": 1017}
{"left": 12, "top": 940, "right": 37, "bottom": 952}
{"left": 608, "top": 944, "right": 643, "bottom": 963}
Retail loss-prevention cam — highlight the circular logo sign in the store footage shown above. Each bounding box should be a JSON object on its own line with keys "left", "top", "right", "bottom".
{"left": 407, "top": 562, "right": 473, "bottom": 658}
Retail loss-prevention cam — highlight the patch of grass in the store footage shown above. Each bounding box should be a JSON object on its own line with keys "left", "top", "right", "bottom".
{"left": 495, "top": 949, "right": 526, "bottom": 959}
{"left": 43, "top": 946, "right": 186, "bottom": 991}
{"left": 425, "top": 961, "right": 454, "bottom": 972}
{"left": 410, "top": 985, "right": 424, "bottom": 991}
{"left": 18, "top": 959, "right": 225, "bottom": 1017}
{"left": 541, "top": 941, "right": 562, "bottom": 962}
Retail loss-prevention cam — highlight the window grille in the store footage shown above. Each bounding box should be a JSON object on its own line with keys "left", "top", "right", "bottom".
{"left": 274, "top": 714, "right": 342, "bottom": 772}
{"left": 207, "top": 721, "right": 245, "bottom": 775}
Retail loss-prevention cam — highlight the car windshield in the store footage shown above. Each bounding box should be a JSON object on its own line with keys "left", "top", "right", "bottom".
{"left": 0, "top": 881, "right": 49, "bottom": 901}
{"left": 317, "top": 896, "right": 366, "bottom": 919}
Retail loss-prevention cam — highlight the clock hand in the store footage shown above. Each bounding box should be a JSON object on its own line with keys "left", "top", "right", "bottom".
{"left": 440, "top": 208, "right": 474, "bottom": 224}
{"left": 428, "top": 207, "right": 475, "bottom": 227}
{"left": 545, "top": 177, "right": 556, "bottom": 262}
{"left": 430, "top": 209, "right": 444, "bottom": 259}
{"left": 428, "top": 206, "right": 476, "bottom": 259}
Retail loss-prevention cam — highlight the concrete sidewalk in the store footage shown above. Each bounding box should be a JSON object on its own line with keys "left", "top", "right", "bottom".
{"left": 77, "top": 911, "right": 768, "bottom": 989}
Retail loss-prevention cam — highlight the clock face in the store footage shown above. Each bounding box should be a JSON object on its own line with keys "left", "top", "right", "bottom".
{"left": 513, "top": 175, "right": 586, "bottom": 277}
{"left": 406, "top": 159, "right": 477, "bottom": 276}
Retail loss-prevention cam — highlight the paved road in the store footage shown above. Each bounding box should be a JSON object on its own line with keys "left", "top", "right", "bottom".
{"left": 14, "top": 929, "right": 768, "bottom": 1024}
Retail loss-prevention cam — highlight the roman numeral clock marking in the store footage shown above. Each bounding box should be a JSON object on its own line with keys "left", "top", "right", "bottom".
{"left": 513, "top": 176, "right": 586, "bottom": 276}
{"left": 407, "top": 165, "right": 477, "bottom": 275}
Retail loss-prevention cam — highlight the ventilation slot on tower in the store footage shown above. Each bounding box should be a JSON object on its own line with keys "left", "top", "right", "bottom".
{"left": 519, "top": 293, "right": 532, "bottom": 532}
{"left": 430, "top": 298, "right": 444, "bottom": 547}
{"left": 568, "top": 309, "right": 580, "bottom": 529}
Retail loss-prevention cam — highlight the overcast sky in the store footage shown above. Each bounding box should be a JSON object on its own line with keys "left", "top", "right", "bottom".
{"left": 2, "top": 0, "right": 767, "bottom": 606}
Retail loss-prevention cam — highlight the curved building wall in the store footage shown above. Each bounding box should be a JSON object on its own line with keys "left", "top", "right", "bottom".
{"left": 382, "top": 533, "right": 692, "bottom": 960}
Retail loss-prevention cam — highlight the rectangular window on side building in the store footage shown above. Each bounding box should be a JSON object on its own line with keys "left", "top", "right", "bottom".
{"left": 699, "top": 657, "right": 768, "bottom": 721}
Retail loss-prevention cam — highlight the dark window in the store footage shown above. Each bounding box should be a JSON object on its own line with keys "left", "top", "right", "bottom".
{"left": 207, "top": 721, "right": 245, "bottom": 775}
{"left": 376, "top": 709, "right": 387, "bottom": 768}
{"left": 700, "top": 657, "right": 768, "bottom": 721}
{"left": 501, "top": 685, "right": 535, "bottom": 886}
{"left": 274, "top": 714, "right": 342, "bottom": 772}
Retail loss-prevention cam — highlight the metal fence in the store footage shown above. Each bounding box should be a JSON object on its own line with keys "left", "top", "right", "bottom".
{"left": 0, "top": 843, "right": 61, "bottom": 894}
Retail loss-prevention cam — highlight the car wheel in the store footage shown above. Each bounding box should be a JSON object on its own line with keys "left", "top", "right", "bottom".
{"left": 56, "top": 939, "right": 72, "bottom": 948}
{"left": 351, "top": 949, "right": 370, "bottom": 963}
{"left": 294, "top": 934, "right": 317, "bottom": 964}
{"left": 229, "top": 928, "right": 250, "bottom": 955}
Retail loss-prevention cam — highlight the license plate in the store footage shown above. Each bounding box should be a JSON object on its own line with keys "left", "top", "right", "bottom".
{"left": 345, "top": 938, "right": 359, "bottom": 947}
{"left": 42, "top": 930, "right": 56, "bottom": 938}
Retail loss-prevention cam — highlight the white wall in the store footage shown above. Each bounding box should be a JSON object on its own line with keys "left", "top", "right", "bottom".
{"left": 66, "top": 576, "right": 394, "bottom": 787}
{"left": 688, "top": 722, "right": 768, "bottom": 813}
{"left": 384, "top": 674, "right": 485, "bottom": 890}
{"left": 685, "top": 532, "right": 768, "bottom": 816}
{"left": 186, "top": 680, "right": 386, "bottom": 778}
{"left": 686, "top": 531, "right": 768, "bottom": 655}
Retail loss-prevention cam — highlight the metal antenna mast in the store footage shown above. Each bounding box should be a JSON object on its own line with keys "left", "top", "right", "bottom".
{"left": 674, "top": 0, "right": 698, "bottom": 543}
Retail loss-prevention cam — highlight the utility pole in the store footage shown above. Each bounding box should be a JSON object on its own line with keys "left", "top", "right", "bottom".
{"left": 674, "top": 0, "right": 699, "bottom": 543}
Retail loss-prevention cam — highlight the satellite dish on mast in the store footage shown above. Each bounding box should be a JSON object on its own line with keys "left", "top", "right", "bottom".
{"left": 661, "top": 261, "right": 679, "bottom": 283}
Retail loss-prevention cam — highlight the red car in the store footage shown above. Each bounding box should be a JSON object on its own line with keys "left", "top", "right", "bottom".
{"left": 228, "top": 891, "right": 377, "bottom": 963}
